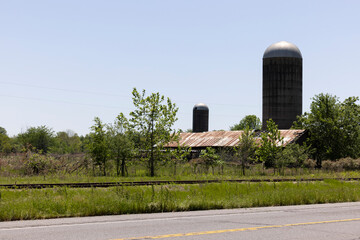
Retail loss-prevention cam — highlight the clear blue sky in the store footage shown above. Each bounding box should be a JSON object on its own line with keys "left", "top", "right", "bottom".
{"left": 1, "top": 0, "right": 360, "bottom": 136}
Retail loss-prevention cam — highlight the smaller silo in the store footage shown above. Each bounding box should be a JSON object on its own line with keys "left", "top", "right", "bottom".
{"left": 193, "top": 103, "right": 209, "bottom": 132}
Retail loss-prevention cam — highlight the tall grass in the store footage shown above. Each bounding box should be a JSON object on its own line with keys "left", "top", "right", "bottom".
{"left": 2, "top": 169, "right": 360, "bottom": 185}
{"left": 2, "top": 160, "right": 360, "bottom": 185}
{"left": 2, "top": 153, "right": 360, "bottom": 185}
{"left": 1, "top": 180, "right": 360, "bottom": 221}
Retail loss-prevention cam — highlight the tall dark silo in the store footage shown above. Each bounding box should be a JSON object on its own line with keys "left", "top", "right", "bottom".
{"left": 193, "top": 103, "right": 209, "bottom": 132}
{"left": 262, "top": 41, "right": 302, "bottom": 129}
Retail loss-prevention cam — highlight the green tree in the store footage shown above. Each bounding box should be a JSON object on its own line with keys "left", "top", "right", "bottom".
{"left": 338, "top": 97, "right": 360, "bottom": 158}
{"left": 129, "top": 88, "right": 179, "bottom": 177}
{"left": 78, "top": 134, "right": 89, "bottom": 152}
{"left": 52, "top": 130, "right": 82, "bottom": 154}
{"left": 199, "top": 147, "right": 220, "bottom": 174}
{"left": 230, "top": 115, "right": 261, "bottom": 131}
{"left": 257, "top": 119, "right": 283, "bottom": 171}
{"left": 276, "top": 143, "right": 309, "bottom": 172}
{"left": 235, "top": 127, "right": 257, "bottom": 175}
{"left": 107, "top": 113, "right": 134, "bottom": 177}
{"left": 170, "top": 140, "right": 191, "bottom": 176}
{"left": 88, "top": 117, "right": 109, "bottom": 176}
{"left": 17, "top": 126, "right": 55, "bottom": 153}
{"left": 294, "top": 93, "right": 360, "bottom": 167}
{"left": 0, "top": 129, "right": 12, "bottom": 154}
{"left": 0, "top": 127, "right": 7, "bottom": 135}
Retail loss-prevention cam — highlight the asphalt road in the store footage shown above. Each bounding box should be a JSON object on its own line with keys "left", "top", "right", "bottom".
{"left": 1, "top": 202, "right": 360, "bottom": 240}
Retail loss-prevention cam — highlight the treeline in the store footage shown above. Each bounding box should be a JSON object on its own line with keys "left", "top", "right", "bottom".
{"left": 0, "top": 126, "right": 85, "bottom": 155}
{"left": 2, "top": 91, "right": 360, "bottom": 177}
{"left": 231, "top": 93, "right": 360, "bottom": 173}
{"left": 294, "top": 94, "right": 360, "bottom": 167}
{"left": 0, "top": 88, "right": 179, "bottom": 177}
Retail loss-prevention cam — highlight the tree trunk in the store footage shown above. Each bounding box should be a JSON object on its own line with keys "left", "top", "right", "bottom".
{"left": 316, "top": 158, "right": 322, "bottom": 169}
{"left": 150, "top": 115, "right": 155, "bottom": 177}
{"left": 150, "top": 151, "right": 155, "bottom": 177}
{"left": 121, "top": 156, "right": 126, "bottom": 177}
{"left": 116, "top": 156, "right": 120, "bottom": 176}
{"left": 242, "top": 163, "right": 245, "bottom": 176}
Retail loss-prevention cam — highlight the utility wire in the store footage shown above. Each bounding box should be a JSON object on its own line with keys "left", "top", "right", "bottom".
{"left": 0, "top": 81, "right": 128, "bottom": 98}
{"left": 0, "top": 81, "right": 259, "bottom": 108}
{"left": 0, "top": 94, "right": 125, "bottom": 109}
{"left": 0, "top": 94, "right": 248, "bottom": 118}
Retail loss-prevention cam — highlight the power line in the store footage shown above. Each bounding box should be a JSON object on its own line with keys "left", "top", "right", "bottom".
{"left": 0, "top": 94, "right": 126, "bottom": 109}
{"left": 0, "top": 81, "right": 259, "bottom": 108}
{"left": 0, "top": 81, "right": 128, "bottom": 98}
{"left": 0, "top": 94, "right": 248, "bottom": 118}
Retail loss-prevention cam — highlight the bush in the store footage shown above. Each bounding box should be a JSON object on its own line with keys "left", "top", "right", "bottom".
{"left": 24, "top": 153, "right": 55, "bottom": 175}
{"left": 338, "top": 158, "right": 360, "bottom": 170}
{"left": 303, "top": 159, "right": 316, "bottom": 169}
{"left": 17, "top": 126, "right": 55, "bottom": 153}
{"left": 321, "top": 158, "right": 360, "bottom": 171}
{"left": 0, "top": 152, "right": 89, "bottom": 176}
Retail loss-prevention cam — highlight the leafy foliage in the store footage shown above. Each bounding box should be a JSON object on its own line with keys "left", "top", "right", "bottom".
{"left": 0, "top": 127, "right": 12, "bottom": 154}
{"left": 230, "top": 115, "right": 261, "bottom": 131}
{"left": 257, "top": 119, "right": 283, "bottom": 169}
{"left": 275, "top": 144, "right": 309, "bottom": 174}
{"left": 294, "top": 93, "right": 360, "bottom": 167}
{"left": 129, "top": 88, "right": 179, "bottom": 176}
{"left": 88, "top": 117, "right": 109, "bottom": 176}
{"left": 107, "top": 113, "right": 134, "bottom": 176}
{"left": 169, "top": 140, "right": 191, "bottom": 176}
{"left": 25, "top": 152, "right": 50, "bottom": 175}
{"left": 17, "top": 126, "right": 55, "bottom": 153}
{"left": 0, "top": 127, "right": 7, "bottom": 135}
{"left": 235, "top": 127, "right": 257, "bottom": 175}
{"left": 52, "top": 130, "right": 82, "bottom": 154}
{"left": 199, "top": 147, "right": 220, "bottom": 173}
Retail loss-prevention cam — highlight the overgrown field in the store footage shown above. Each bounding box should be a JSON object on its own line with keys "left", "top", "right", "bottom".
{"left": 2, "top": 153, "right": 360, "bottom": 185}
{"left": 1, "top": 180, "right": 360, "bottom": 221}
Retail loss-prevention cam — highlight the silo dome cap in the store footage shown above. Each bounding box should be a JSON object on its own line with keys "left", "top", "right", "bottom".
{"left": 263, "top": 41, "right": 302, "bottom": 59}
{"left": 193, "top": 103, "right": 209, "bottom": 111}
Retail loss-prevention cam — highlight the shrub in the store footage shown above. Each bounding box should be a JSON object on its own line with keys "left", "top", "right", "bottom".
{"left": 303, "top": 159, "right": 316, "bottom": 169}
{"left": 338, "top": 158, "right": 360, "bottom": 170}
{"left": 24, "top": 153, "right": 54, "bottom": 175}
{"left": 321, "top": 158, "right": 360, "bottom": 171}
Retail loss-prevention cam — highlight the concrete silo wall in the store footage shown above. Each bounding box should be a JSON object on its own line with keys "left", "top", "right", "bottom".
{"left": 193, "top": 108, "right": 209, "bottom": 132}
{"left": 262, "top": 57, "right": 302, "bottom": 129}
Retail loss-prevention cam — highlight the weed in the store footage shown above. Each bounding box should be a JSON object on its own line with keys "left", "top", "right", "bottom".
{"left": 2, "top": 181, "right": 360, "bottom": 221}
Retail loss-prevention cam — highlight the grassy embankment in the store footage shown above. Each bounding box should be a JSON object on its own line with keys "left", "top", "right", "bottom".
{"left": 1, "top": 180, "right": 360, "bottom": 221}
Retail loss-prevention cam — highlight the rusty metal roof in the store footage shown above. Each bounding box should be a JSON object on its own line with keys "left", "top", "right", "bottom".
{"left": 280, "top": 129, "right": 306, "bottom": 146}
{"left": 166, "top": 130, "right": 306, "bottom": 148}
